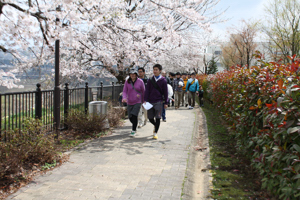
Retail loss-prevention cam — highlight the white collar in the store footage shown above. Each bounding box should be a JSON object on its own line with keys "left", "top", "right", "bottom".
{"left": 154, "top": 75, "right": 162, "bottom": 81}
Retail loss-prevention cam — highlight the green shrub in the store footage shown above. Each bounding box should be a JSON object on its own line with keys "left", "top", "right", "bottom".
{"left": 0, "top": 118, "right": 58, "bottom": 191}
{"left": 200, "top": 55, "right": 300, "bottom": 199}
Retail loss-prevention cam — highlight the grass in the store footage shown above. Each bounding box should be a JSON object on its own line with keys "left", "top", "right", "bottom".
{"left": 201, "top": 101, "right": 276, "bottom": 200}
{"left": 59, "top": 138, "right": 85, "bottom": 149}
{"left": 41, "top": 160, "right": 57, "bottom": 171}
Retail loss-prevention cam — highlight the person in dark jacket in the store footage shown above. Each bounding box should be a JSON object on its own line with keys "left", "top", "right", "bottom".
{"left": 173, "top": 72, "right": 184, "bottom": 109}
{"left": 162, "top": 70, "right": 171, "bottom": 85}
{"left": 198, "top": 85, "right": 204, "bottom": 107}
{"left": 138, "top": 67, "right": 148, "bottom": 85}
{"left": 144, "top": 64, "right": 168, "bottom": 140}
{"left": 138, "top": 67, "right": 148, "bottom": 127}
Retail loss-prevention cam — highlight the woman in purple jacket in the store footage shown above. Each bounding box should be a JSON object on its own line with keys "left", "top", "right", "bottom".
{"left": 122, "top": 69, "right": 145, "bottom": 137}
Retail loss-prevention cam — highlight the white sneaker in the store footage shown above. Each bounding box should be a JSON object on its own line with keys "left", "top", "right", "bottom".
{"left": 138, "top": 124, "right": 143, "bottom": 128}
{"left": 130, "top": 131, "right": 136, "bottom": 137}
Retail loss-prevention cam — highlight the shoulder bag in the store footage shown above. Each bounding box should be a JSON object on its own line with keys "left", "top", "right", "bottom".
{"left": 150, "top": 77, "right": 165, "bottom": 101}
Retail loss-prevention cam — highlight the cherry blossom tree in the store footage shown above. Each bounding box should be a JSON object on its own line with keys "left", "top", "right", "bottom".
{"left": 0, "top": 0, "right": 225, "bottom": 87}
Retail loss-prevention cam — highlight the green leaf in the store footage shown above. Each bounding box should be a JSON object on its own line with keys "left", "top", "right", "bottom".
{"left": 293, "top": 174, "right": 300, "bottom": 180}
{"left": 287, "top": 127, "right": 299, "bottom": 134}
{"left": 293, "top": 144, "right": 300, "bottom": 153}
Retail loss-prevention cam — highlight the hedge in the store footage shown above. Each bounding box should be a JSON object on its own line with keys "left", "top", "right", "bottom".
{"left": 198, "top": 54, "right": 300, "bottom": 199}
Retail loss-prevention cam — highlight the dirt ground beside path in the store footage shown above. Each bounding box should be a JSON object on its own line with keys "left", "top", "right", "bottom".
{"left": 182, "top": 106, "right": 213, "bottom": 200}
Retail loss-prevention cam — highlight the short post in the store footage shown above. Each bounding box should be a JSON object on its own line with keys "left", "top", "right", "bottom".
{"left": 64, "top": 83, "right": 69, "bottom": 129}
{"left": 100, "top": 81, "right": 103, "bottom": 100}
{"left": 85, "top": 82, "right": 89, "bottom": 114}
{"left": 112, "top": 81, "right": 115, "bottom": 101}
{"left": 89, "top": 88, "right": 93, "bottom": 101}
{"left": 53, "top": 40, "right": 60, "bottom": 138}
{"left": 35, "top": 83, "right": 42, "bottom": 119}
{"left": 97, "top": 86, "right": 100, "bottom": 100}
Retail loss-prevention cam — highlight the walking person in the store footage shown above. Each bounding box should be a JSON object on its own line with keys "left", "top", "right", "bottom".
{"left": 161, "top": 71, "right": 169, "bottom": 122}
{"left": 162, "top": 70, "right": 171, "bottom": 85}
{"left": 161, "top": 70, "right": 171, "bottom": 109}
{"left": 169, "top": 72, "right": 175, "bottom": 107}
{"left": 186, "top": 72, "right": 199, "bottom": 109}
{"left": 198, "top": 85, "right": 204, "bottom": 107}
{"left": 144, "top": 64, "right": 168, "bottom": 140}
{"left": 137, "top": 67, "right": 148, "bottom": 128}
{"left": 122, "top": 69, "right": 145, "bottom": 137}
{"left": 181, "top": 72, "right": 188, "bottom": 107}
{"left": 161, "top": 83, "right": 174, "bottom": 122}
{"left": 173, "top": 72, "right": 184, "bottom": 110}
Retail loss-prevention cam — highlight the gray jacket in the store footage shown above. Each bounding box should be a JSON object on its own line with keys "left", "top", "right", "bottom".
{"left": 173, "top": 78, "right": 184, "bottom": 92}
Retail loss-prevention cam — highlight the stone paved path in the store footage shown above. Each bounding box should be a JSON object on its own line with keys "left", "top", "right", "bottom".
{"left": 7, "top": 107, "right": 196, "bottom": 200}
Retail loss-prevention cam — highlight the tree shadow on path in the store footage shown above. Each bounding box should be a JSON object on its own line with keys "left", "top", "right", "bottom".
{"left": 76, "top": 129, "right": 171, "bottom": 156}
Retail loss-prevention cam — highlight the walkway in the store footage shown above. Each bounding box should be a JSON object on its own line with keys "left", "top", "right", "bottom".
{"left": 7, "top": 107, "right": 198, "bottom": 200}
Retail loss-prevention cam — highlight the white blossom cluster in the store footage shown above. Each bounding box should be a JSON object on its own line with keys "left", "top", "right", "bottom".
{"left": 0, "top": 0, "right": 223, "bottom": 87}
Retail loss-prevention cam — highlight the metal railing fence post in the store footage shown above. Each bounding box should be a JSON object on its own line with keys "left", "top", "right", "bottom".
{"left": 100, "top": 81, "right": 103, "bottom": 100}
{"left": 53, "top": 40, "right": 60, "bottom": 138}
{"left": 85, "top": 82, "right": 89, "bottom": 114}
{"left": 112, "top": 82, "right": 115, "bottom": 101}
{"left": 35, "top": 83, "right": 42, "bottom": 119}
{"left": 64, "top": 83, "right": 69, "bottom": 129}
{"left": 0, "top": 93, "right": 1, "bottom": 140}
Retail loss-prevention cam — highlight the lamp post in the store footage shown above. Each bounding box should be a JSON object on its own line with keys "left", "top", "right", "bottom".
{"left": 53, "top": 40, "right": 60, "bottom": 139}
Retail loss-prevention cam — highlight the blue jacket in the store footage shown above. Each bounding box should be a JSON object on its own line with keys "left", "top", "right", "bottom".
{"left": 186, "top": 78, "right": 199, "bottom": 93}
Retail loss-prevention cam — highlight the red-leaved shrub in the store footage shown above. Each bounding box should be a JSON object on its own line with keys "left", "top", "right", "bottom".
{"left": 200, "top": 54, "right": 300, "bottom": 199}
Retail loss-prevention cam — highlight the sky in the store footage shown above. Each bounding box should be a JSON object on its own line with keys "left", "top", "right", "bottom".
{"left": 211, "top": 0, "right": 270, "bottom": 41}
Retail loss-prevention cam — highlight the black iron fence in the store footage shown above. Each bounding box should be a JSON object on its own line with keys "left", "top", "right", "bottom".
{"left": 0, "top": 82, "right": 123, "bottom": 142}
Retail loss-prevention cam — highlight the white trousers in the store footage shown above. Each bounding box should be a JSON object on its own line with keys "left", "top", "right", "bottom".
{"left": 138, "top": 106, "right": 148, "bottom": 126}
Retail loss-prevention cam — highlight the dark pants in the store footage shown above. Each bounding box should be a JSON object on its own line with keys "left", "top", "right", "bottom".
{"left": 188, "top": 91, "right": 196, "bottom": 107}
{"left": 148, "top": 102, "right": 163, "bottom": 133}
{"left": 171, "top": 95, "right": 174, "bottom": 106}
{"left": 129, "top": 115, "right": 138, "bottom": 131}
{"left": 127, "top": 103, "right": 141, "bottom": 131}
{"left": 162, "top": 104, "right": 166, "bottom": 120}
{"left": 198, "top": 96, "right": 204, "bottom": 106}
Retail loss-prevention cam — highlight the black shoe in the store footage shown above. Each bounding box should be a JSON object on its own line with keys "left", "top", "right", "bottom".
{"left": 185, "top": 104, "right": 188, "bottom": 107}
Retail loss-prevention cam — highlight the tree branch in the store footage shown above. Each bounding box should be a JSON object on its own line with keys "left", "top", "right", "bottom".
{"left": 6, "top": 2, "right": 47, "bottom": 20}
{"left": 0, "top": 45, "right": 7, "bottom": 52}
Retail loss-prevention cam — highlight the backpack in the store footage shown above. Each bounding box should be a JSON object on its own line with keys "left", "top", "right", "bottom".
{"left": 187, "top": 79, "right": 195, "bottom": 91}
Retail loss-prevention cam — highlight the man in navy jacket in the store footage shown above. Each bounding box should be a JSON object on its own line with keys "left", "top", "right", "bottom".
{"left": 144, "top": 64, "right": 168, "bottom": 140}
